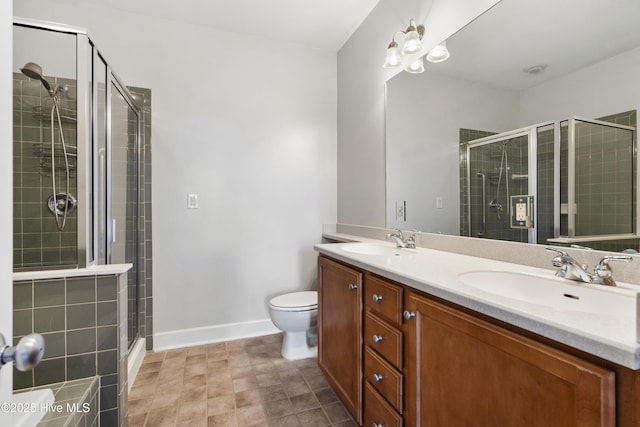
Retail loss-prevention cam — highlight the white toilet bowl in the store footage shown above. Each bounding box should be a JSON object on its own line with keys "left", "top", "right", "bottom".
{"left": 268, "top": 291, "right": 318, "bottom": 360}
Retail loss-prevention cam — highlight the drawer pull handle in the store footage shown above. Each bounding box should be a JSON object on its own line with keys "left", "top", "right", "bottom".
{"left": 373, "top": 424, "right": 383, "bottom": 427}
{"left": 349, "top": 283, "right": 358, "bottom": 290}
{"left": 403, "top": 310, "right": 416, "bottom": 321}
{"left": 373, "top": 373, "right": 383, "bottom": 382}
{"left": 372, "top": 294, "right": 383, "bottom": 302}
{"left": 372, "top": 335, "right": 383, "bottom": 343}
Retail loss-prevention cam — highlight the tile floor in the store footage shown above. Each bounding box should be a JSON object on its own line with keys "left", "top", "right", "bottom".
{"left": 127, "top": 334, "right": 357, "bottom": 426}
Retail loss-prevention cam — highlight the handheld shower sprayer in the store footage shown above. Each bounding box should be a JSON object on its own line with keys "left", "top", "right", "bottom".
{"left": 20, "top": 62, "right": 58, "bottom": 96}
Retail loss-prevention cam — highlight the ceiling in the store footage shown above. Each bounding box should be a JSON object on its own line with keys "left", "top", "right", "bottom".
{"left": 72, "top": 0, "right": 382, "bottom": 51}
{"left": 429, "top": 0, "right": 640, "bottom": 90}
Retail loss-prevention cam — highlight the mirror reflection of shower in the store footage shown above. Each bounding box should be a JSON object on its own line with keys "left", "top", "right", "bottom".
{"left": 466, "top": 131, "right": 531, "bottom": 243}
{"left": 20, "top": 62, "right": 76, "bottom": 230}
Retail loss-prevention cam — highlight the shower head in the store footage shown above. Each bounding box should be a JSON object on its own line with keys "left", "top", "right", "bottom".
{"left": 20, "top": 62, "right": 53, "bottom": 93}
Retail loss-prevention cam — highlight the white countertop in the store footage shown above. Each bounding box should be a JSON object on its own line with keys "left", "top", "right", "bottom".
{"left": 315, "top": 240, "right": 640, "bottom": 369}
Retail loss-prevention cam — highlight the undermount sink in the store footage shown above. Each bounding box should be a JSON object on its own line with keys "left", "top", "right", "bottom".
{"left": 457, "top": 270, "right": 636, "bottom": 317}
{"left": 340, "top": 243, "right": 416, "bottom": 257}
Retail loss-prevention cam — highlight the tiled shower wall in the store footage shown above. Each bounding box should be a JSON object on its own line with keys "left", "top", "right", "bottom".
{"left": 130, "top": 86, "right": 154, "bottom": 351}
{"left": 13, "top": 73, "right": 78, "bottom": 269}
{"left": 14, "top": 78, "right": 154, "bottom": 352}
{"left": 13, "top": 272, "right": 128, "bottom": 426}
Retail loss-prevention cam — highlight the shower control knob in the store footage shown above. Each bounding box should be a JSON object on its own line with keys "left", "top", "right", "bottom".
{"left": 0, "top": 333, "right": 45, "bottom": 372}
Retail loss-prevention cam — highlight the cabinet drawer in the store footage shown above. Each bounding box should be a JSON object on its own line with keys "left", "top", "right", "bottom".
{"left": 364, "top": 312, "right": 403, "bottom": 369}
{"left": 365, "top": 275, "right": 403, "bottom": 325}
{"left": 364, "top": 382, "right": 403, "bottom": 427}
{"left": 364, "top": 347, "right": 403, "bottom": 412}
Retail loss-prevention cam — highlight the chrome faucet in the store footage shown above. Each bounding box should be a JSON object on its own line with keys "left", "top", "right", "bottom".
{"left": 386, "top": 229, "right": 417, "bottom": 249}
{"left": 545, "top": 247, "right": 632, "bottom": 286}
{"left": 592, "top": 255, "right": 634, "bottom": 287}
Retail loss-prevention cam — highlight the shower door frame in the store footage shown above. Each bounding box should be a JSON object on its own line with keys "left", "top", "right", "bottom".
{"left": 106, "top": 72, "right": 142, "bottom": 349}
{"left": 466, "top": 123, "right": 544, "bottom": 244}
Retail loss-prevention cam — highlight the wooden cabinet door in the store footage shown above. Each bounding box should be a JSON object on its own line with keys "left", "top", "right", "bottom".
{"left": 318, "top": 256, "right": 363, "bottom": 424}
{"left": 404, "top": 292, "right": 615, "bottom": 427}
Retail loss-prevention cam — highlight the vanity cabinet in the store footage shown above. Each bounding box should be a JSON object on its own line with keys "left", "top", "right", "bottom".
{"left": 317, "top": 256, "right": 363, "bottom": 424}
{"left": 404, "top": 291, "right": 616, "bottom": 427}
{"left": 317, "top": 254, "right": 634, "bottom": 427}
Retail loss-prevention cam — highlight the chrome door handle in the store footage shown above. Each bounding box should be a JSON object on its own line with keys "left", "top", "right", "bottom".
{"left": 403, "top": 310, "right": 416, "bottom": 321}
{"left": 349, "top": 283, "right": 358, "bottom": 290}
{"left": 372, "top": 335, "right": 383, "bottom": 343}
{"left": 373, "top": 373, "right": 383, "bottom": 382}
{"left": 0, "top": 333, "right": 45, "bottom": 372}
{"left": 372, "top": 294, "right": 383, "bottom": 302}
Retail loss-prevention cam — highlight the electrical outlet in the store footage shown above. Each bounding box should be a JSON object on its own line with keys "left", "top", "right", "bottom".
{"left": 396, "top": 201, "right": 406, "bottom": 221}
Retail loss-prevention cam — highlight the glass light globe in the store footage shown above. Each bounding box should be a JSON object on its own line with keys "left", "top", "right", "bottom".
{"left": 426, "top": 41, "right": 450, "bottom": 63}
{"left": 402, "top": 30, "right": 422, "bottom": 55}
{"left": 383, "top": 45, "right": 402, "bottom": 68}
{"left": 405, "top": 57, "right": 425, "bottom": 74}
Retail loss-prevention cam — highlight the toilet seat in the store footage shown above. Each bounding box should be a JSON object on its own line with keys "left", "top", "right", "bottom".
{"left": 269, "top": 291, "right": 317, "bottom": 312}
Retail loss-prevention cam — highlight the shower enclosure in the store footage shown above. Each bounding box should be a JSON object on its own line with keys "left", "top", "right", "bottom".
{"left": 463, "top": 114, "right": 636, "bottom": 245}
{"left": 12, "top": 19, "right": 148, "bottom": 352}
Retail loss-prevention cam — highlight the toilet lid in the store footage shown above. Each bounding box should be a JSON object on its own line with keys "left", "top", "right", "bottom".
{"left": 269, "top": 291, "right": 317, "bottom": 310}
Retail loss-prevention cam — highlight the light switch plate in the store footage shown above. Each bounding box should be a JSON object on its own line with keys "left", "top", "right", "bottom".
{"left": 187, "top": 193, "right": 199, "bottom": 209}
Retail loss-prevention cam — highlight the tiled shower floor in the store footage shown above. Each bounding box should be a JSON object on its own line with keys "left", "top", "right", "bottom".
{"left": 127, "top": 334, "right": 356, "bottom": 426}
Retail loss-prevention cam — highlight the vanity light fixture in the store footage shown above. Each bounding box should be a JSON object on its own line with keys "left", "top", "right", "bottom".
{"left": 426, "top": 40, "right": 450, "bottom": 63}
{"left": 383, "top": 19, "right": 425, "bottom": 71}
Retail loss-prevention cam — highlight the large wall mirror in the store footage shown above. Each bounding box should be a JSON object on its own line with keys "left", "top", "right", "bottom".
{"left": 386, "top": 0, "right": 640, "bottom": 251}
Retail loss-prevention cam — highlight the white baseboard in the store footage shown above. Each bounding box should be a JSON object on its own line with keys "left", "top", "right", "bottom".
{"left": 153, "top": 318, "right": 280, "bottom": 352}
{"left": 128, "top": 338, "right": 146, "bottom": 392}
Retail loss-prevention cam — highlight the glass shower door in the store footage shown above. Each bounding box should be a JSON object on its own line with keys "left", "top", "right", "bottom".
{"left": 565, "top": 118, "right": 635, "bottom": 238}
{"left": 467, "top": 129, "right": 537, "bottom": 243}
{"left": 109, "top": 80, "right": 140, "bottom": 349}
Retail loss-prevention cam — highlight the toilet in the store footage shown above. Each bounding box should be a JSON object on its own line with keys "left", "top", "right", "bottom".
{"left": 268, "top": 291, "right": 318, "bottom": 360}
